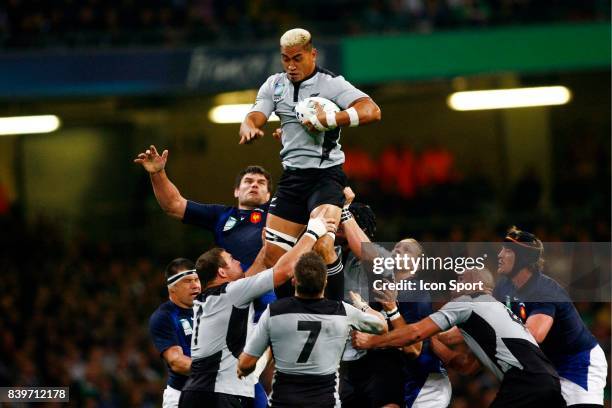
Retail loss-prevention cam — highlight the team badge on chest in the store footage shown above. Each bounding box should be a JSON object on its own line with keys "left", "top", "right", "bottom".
{"left": 250, "top": 212, "right": 262, "bottom": 224}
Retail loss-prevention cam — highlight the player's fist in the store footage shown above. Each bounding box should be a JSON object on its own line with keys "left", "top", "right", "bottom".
{"left": 133, "top": 145, "right": 168, "bottom": 174}
{"left": 352, "top": 331, "right": 374, "bottom": 350}
{"left": 272, "top": 128, "right": 282, "bottom": 141}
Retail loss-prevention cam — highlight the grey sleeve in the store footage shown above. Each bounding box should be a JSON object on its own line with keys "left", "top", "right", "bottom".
{"left": 327, "top": 75, "right": 369, "bottom": 109}
{"left": 429, "top": 297, "right": 473, "bottom": 331}
{"left": 344, "top": 302, "right": 386, "bottom": 334}
{"left": 227, "top": 268, "right": 274, "bottom": 308}
{"left": 249, "top": 75, "right": 276, "bottom": 118}
{"left": 243, "top": 308, "right": 271, "bottom": 357}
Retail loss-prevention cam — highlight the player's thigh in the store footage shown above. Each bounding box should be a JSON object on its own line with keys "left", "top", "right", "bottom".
{"left": 307, "top": 165, "right": 347, "bottom": 214}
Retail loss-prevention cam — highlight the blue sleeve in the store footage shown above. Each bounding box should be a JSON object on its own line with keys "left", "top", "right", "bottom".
{"left": 528, "top": 302, "right": 557, "bottom": 318}
{"left": 182, "top": 201, "right": 228, "bottom": 231}
{"left": 149, "top": 311, "right": 180, "bottom": 355}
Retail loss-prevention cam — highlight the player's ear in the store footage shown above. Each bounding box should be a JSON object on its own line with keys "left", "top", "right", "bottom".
{"left": 233, "top": 188, "right": 240, "bottom": 199}
{"left": 312, "top": 47, "right": 317, "bottom": 60}
{"left": 265, "top": 192, "right": 270, "bottom": 202}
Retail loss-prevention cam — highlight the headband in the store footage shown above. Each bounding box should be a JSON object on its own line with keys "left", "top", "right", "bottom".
{"left": 167, "top": 269, "right": 197, "bottom": 287}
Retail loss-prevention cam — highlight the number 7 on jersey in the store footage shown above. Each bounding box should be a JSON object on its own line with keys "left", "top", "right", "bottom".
{"left": 296, "top": 321, "right": 322, "bottom": 363}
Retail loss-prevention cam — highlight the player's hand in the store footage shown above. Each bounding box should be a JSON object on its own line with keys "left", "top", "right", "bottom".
{"left": 349, "top": 290, "right": 368, "bottom": 311}
{"left": 373, "top": 280, "right": 398, "bottom": 311}
{"left": 272, "top": 128, "right": 282, "bottom": 141}
{"left": 133, "top": 145, "right": 168, "bottom": 174}
{"left": 352, "top": 331, "right": 374, "bottom": 350}
{"left": 239, "top": 125, "right": 264, "bottom": 145}
{"left": 343, "top": 186, "right": 355, "bottom": 208}
{"left": 302, "top": 102, "right": 327, "bottom": 132}
{"left": 237, "top": 366, "right": 247, "bottom": 379}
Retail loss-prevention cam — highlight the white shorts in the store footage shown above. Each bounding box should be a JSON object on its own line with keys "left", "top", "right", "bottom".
{"left": 559, "top": 345, "right": 607, "bottom": 406}
{"left": 412, "top": 372, "right": 452, "bottom": 408}
{"left": 162, "top": 385, "right": 182, "bottom": 408}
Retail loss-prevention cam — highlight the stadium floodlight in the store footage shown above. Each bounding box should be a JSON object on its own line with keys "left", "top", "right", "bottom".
{"left": 447, "top": 86, "right": 572, "bottom": 111}
{"left": 0, "top": 115, "right": 61, "bottom": 136}
{"left": 208, "top": 104, "right": 280, "bottom": 124}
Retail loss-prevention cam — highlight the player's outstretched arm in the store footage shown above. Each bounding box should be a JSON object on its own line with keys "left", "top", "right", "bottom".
{"left": 162, "top": 345, "right": 192, "bottom": 376}
{"left": 133, "top": 145, "right": 187, "bottom": 219}
{"left": 239, "top": 112, "right": 267, "bottom": 145}
{"left": 272, "top": 216, "right": 337, "bottom": 287}
{"left": 352, "top": 317, "right": 440, "bottom": 350}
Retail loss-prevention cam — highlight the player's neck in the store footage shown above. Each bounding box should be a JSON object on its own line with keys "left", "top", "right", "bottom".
{"left": 511, "top": 268, "right": 532, "bottom": 289}
{"left": 238, "top": 203, "right": 257, "bottom": 210}
{"left": 295, "top": 293, "right": 324, "bottom": 300}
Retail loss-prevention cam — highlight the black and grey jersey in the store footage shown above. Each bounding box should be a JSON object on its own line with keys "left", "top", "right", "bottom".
{"left": 250, "top": 67, "right": 369, "bottom": 170}
{"left": 244, "top": 297, "right": 385, "bottom": 407}
{"left": 184, "top": 268, "right": 274, "bottom": 398}
{"left": 429, "top": 293, "right": 558, "bottom": 381}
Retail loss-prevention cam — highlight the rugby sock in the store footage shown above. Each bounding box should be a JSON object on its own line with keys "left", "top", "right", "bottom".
{"left": 326, "top": 257, "right": 343, "bottom": 276}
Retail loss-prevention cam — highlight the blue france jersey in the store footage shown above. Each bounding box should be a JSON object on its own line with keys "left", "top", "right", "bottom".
{"left": 183, "top": 201, "right": 268, "bottom": 271}
{"left": 493, "top": 273, "right": 598, "bottom": 368}
{"left": 397, "top": 286, "right": 446, "bottom": 406}
{"left": 183, "top": 201, "right": 276, "bottom": 320}
{"left": 149, "top": 301, "right": 194, "bottom": 390}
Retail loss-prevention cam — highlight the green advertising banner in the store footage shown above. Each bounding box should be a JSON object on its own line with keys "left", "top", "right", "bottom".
{"left": 342, "top": 23, "right": 611, "bottom": 83}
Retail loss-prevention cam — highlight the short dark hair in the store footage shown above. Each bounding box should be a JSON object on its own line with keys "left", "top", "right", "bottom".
{"left": 165, "top": 258, "right": 195, "bottom": 281}
{"left": 195, "top": 248, "right": 227, "bottom": 286}
{"left": 294, "top": 252, "right": 327, "bottom": 296}
{"left": 349, "top": 202, "right": 377, "bottom": 240}
{"left": 234, "top": 165, "right": 272, "bottom": 191}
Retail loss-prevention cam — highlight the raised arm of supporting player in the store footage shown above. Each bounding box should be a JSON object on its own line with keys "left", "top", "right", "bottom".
{"left": 134, "top": 145, "right": 187, "bottom": 219}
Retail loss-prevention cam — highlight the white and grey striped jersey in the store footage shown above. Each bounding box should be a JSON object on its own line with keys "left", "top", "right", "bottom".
{"left": 244, "top": 297, "right": 385, "bottom": 407}
{"left": 430, "top": 293, "right": 558, "bottom": 381}
{"left": 250, "top": 67, "right": 368, "bottom": 170}
{"left": 183, "top": 268, "right": 274, "bottom": 398}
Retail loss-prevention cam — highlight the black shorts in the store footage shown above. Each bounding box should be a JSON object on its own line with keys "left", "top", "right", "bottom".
{"left": 491, "top": 368, "right": 566, "bottom": 408}
{"left": 178, "top": 390, "right": 254, "bottom": 408}
{"left": 339, "top": 349, "right": 405, "bottom": 408}
{"left": 269, "top": 165, "right": 347, "bottom": 225}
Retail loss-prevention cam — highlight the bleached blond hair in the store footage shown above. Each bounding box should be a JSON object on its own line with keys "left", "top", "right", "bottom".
{"left": 280, "top": 28, "right": 312, "bottom": 49}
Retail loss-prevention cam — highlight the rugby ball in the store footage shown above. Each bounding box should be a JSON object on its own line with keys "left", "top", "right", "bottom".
{"left": 295, "top": 97, "right": 340, "bottom": 124}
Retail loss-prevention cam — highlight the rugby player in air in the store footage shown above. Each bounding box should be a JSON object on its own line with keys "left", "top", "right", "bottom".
{"left": 238, "top": 27, "right": 381, "bottom": 298}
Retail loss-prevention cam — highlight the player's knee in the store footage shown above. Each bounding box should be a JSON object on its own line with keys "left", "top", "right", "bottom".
{"left": 263, "top": 228, "right": 296, "bottom": 267}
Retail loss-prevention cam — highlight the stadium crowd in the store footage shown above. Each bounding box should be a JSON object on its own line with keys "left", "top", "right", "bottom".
{"left": 0, "top": 212, "right": 609, "bottom": 406}
{"left": 0, "top": 0, "right": 609, "bottom": 48}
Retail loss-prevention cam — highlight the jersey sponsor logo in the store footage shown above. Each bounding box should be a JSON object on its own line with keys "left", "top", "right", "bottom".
{"left": 223, "top": 216, "right": 238, "bottom": 231}
{"left": 180, "top": 318, "right": 193, "bottom": 335}
{"left": 250, "top": 212, "right": 262, "bottom": 224}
